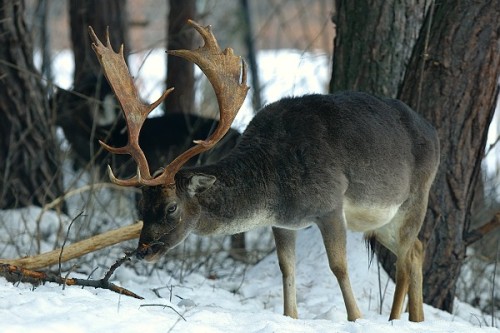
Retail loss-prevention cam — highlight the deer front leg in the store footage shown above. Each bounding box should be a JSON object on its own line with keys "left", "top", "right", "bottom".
{"left": 272, "top": 227, "right": 298, "bottom": 319}
{"left": 317, "top": 213, "right": 362, "bottom": 321}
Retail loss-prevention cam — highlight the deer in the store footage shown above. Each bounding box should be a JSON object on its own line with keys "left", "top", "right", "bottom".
{"left": 89, "top": 20, "right": 440, "bottom": 322}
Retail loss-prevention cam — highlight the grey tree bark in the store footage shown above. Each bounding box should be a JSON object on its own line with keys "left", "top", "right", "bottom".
{"left": 0, "top": 0, "right": 63, "bottom": 209}
{"left": 330, "top": 0, "right": 427, "bottom": 97}
{"left": 164, "top": 0, "right": 196, "bottom": 114}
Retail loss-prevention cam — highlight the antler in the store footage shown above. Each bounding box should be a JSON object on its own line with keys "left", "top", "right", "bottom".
{"left": 155, "top": 20, "right": 249, "bottom": 186}
{"left": 89, "top": 26, "right": 174, "bottom": 186}
{"left": 90, "top": 20, "right": 248, "bottom": 187}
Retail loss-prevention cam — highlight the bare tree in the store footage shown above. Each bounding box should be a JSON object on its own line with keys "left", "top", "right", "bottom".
{"left": 0, "top": 0, "right": 63, "bottom": 209}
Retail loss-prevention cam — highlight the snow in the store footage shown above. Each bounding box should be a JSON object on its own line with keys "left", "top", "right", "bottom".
{"left": 1, "top": 213, "right": 498, "bottom": 333}
{"left": 2, "top": 49, "right": 498, "bottom": 332}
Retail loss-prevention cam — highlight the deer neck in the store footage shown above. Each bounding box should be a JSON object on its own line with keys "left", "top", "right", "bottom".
{"left": 185, "top": 153, "right": 277, "bottom": 235}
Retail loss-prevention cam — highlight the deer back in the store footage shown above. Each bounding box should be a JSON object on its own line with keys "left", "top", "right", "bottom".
{"left": 150, "top": 91, "right": 439, "bottom": 244}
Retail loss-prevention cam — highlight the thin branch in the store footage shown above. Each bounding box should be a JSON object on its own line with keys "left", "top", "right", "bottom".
{"left": 485, "top": 134, "right": 500, "bottom": 156}
{"left": 492, "top": 241, "right": 499, "bottom": 327}
{"left": 140, "top": 304, "right": 186, "bottom": 321}
{"left": 416, "top": 0, "right": 435, "bottom": 113}
{"left": 42, "top": 182, "right": 138, "bottom": 212}
{"left": 464, "top": 212, "right": 500, "bottom": 246}
{"left": 59, "top": 211, "right": 85, "bottom": 275}
{"left": 103, "top": 251, "right": 135, "bottom": 281}
{"left": 0, "top": 262, "right": 143, "bottom": 300}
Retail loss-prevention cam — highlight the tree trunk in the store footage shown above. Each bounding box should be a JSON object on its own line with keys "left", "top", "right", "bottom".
{"left": 69, "top": 0, "right": 128, "bottom": 87}
{"left": 34, "top": 0, "right": 52, "bottom": 81}
{"left": 0, "top": 0, "right": 62, "bottom": 208}
{"left": 398, "top": 0, "right": 500, "bottom": 311}
{"left": 240, "top": 0, "right": 262, "bottom": 111}
{"left": 330, "top": 0, "right": 426, "bottom": 97}
{"left": 164, "top": 0, "right": 196, "bottom": 114}
{"left": 56, "top": 0, "right": 128, "bottom": 172}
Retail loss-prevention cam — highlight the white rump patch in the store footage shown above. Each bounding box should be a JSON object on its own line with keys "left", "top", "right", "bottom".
{"left": 343, "top": 198, "right": 401, "bottom": 232}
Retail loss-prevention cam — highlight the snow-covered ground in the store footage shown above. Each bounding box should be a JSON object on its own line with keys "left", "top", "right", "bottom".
{"left": 0, "top": 205, "right": 498, "bottom": 333}
{"left": 1, "top": 49, "right": 496, "bottom": 332}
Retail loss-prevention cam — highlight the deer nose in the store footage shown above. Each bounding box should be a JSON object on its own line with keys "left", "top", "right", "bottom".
{"left": 136, "top": 243, "right": 152, "bottom": 260}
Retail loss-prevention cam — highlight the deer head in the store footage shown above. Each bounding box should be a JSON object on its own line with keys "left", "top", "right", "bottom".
{"left": 89, "top": 20, "right": 248, "bottom": 260}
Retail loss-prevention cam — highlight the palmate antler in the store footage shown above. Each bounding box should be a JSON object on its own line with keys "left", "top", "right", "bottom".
{"left": 89, "top": 20, "right": 249, "bottom": 187}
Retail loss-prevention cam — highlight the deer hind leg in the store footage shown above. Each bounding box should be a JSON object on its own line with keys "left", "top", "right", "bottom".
{"left": 272, "top": 227, "right": 298, "bottom": 319}
{"left": 376, "top": 201, "right": 426, "bottom": 322}
{"left": 388, "top": 237, "right": 424, "bottom": 322}
{"left": 407, "top": 238, "right": 424, "bottom": 322}
{"left": 390, "top": 247, "right": 411, "bottom": 320}
{"left": 318, "top": 213, "right": 362, "bottom": 321}
{"left": 396, "top": 199, "right": 426, "bottom": 323}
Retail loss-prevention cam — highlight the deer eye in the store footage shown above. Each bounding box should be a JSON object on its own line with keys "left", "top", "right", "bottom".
{"left": 167, "top": 203, "right": 177, "bottom": 215}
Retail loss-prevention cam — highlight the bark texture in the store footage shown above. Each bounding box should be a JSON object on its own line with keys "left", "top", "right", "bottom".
{"left": 164, "top": 0, "right": 196, "bottom": 114}
{"left": 69, "top": 0, "right": 128, "bottom": 86}
{"left": 0, "top": 0, "right": 62, "bottom": 208}
{"left": 330, "top": 0, "right": 426, "bottom": 97}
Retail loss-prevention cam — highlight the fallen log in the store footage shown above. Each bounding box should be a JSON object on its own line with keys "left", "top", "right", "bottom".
{"left": 0, "top": 222, "right": 142, "bottom": 270}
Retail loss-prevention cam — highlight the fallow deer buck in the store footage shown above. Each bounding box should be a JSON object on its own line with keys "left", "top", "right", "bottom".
{"left": 89, "top": 20, "right": 439, "bottom": 322}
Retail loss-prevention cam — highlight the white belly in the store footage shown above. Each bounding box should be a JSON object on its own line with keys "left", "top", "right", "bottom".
{"left": 343, "top": 198, "right": 401, "bottom": 232}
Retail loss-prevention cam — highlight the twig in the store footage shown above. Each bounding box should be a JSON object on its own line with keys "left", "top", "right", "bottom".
{"left": 44, "top": 183, "right": 132, "bottom": 212}
{"left": 485, "top": 134, "right": 500, "bottom": 156}
{"left": 140, "top": 304, "right": 186, "bottom": 321}
{"left": 59, "top": 211, "right": 85, "bottom": 275}
{"left": 103, "top": 251, "right": 135, "bottom": 282}
{"left": 492, "top": 241, "right": 499, "bottom": 327}
{"left": 464, "top": 212, "right": 500, "bottom": 246}
{"left": 0, "top": 263, "right": 143, "bottom": 300}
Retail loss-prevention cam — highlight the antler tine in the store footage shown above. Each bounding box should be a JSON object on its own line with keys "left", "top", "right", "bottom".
{"left": 88, "top": 26, "right": 174, "bottom": 186}
{"left": 168, "top": 20, "right": 249, "bottom": 133}
{"left": 147, "top": 20, "right": 249, "bottom": 186}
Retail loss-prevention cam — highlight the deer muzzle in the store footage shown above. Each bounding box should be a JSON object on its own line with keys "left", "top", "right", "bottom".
{"left": 135, "top": 242, "right": 163, "bottom": 262}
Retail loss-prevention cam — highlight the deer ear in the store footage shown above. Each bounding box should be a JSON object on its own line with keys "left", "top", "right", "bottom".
{"left": 187, "top": 174, "right": 216, "bottom": 197}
